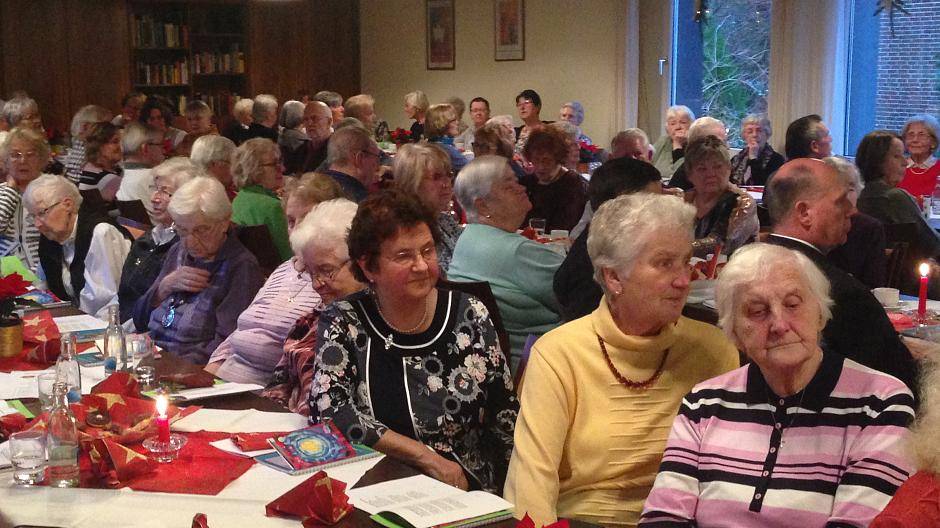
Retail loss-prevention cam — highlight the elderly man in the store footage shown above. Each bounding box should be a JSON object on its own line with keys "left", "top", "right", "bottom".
{"left": 784, "top": 114, "right": 833, "bottom": 160}
{"left": 236, "top": 94, "right": 278, "bottom": 144}
{"left": 301, "top": 101, "right": 333, "bottom": 173}
{"left": 116, "top": 123, "right": 165, "bottom": 209}
{"left": 190, "top": 135, "right": 237, "bottom": 200}
{"left": 609, "top": 128, "right": 653, "bottom": 161}
{"left": 314, "top": 90, "right": 345, "bottom": 124}
{"left": 765, "top": 158, "right": 919, "bottom": 399}
{"left": 322, "top": 126, "right": 380, "bottom": 203}
{"left": 667, "top": 116, "right": 727, "bottom": 190}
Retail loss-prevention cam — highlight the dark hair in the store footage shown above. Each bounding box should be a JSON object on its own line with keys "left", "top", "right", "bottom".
{"left": 470, "top": 97, "right": 490, "bottom": 111}
{"left": 523, "top": 128, "right": 568, "bottom": 165}
{"left": 515, "top": 89, "right": 542, "bottom": 109}
{"left": 348, "top": 189, "right": 441, "bottom": 282}
{"left": 855, "top": 130, "right": 900, "bottom": 183}
{"left": 121, "top": 91, "right": 145, "bottom": 107}
{"left": 139, "top": 97, "right": 174, "bottom": 125}
{"left": 472, "top": 127, "right": 513, "bottom": 159}
{"left": 784, "top": 114, "right": 823, "bottom": 160}
{"left": 84, "top": 122, "right": 120, "bottom": 162}
{"left": 684, "top": 135, "right": 730, "bottom": 171}
{"left": 588, "top": 158, "right": 661, "bottom": 210}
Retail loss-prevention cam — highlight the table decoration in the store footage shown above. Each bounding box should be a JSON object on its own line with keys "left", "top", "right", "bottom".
{"left": 232, "top": 431, "right": 289, "bottom": 452}
{"left": 516, "top": 513, "right": 569, "bottom": 528}
{"left": 144, "top": 393, "right": 187, "bottom": 462}
{"left": 0, "top": 273, "right": 35, "bottom": 358}
{"left": 918, "top": 262, "right": 930, "bottom": 320}
{"left": 265, "top": 470, "right": 353, "bottom": 527}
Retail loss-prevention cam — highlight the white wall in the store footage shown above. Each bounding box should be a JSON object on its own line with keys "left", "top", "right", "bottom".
{"left": 359, "top": 0, "right": 629, "bottom": 148}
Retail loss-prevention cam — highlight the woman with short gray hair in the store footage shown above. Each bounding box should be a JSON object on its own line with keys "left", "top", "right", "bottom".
{"left": 1, "top": 96, "right": 41, "bottom": 131}
{"left": 132, "top": 177, "right": 264, "bottom": 364}
{"left": 730, "top": 113, "right": 785, "bottom": 186}
{"left": 278, "top": 100, "right": 309, "bottom": 176}
{"left": 506, "top": 192, "right": 740, "bottom": 527}
{"left": 404, "top": 90, "right": 430, "bottom": 141}
{"left": 230, "top": 137, "right": 291, "bottom": 261}
{"left": 191, "top": 134, "right": 237, "bottom": 199}
{"left": 652, "top": 105, "right": 695, "bottom": 181}
{"left": 897, "top": 113, "right": 940, "bottom": 200}
{"left": 0, "top": 127, "right": 53, "bottom": 272}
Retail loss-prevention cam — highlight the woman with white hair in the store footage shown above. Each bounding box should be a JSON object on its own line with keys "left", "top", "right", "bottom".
{"left": 729, "top": 114, "right": 785, "bottom": 186}
{"left": 118, "top": 157, "right": 200, "bottom": 324}
{"left": 559, "top": 101, "right": 591, "bottom": 145}
{"left": 641, "top": 243, "right": 914, "bottom": 527}
{"left": 24, "top": 174, "right": 131, "bottom": 318}
{"left": 230, "top": 138, "right": 291, "bottom": 261}
{"left": 277, "top": 100, "right": 309, "bottom": 176}
{"left": 404, "top": 90, "right": 430, "bottom": 141}
{"left": 262, "top": 198, "right": 365, "bottom": 414}
{"left": 206, "top": 173, "right": 345, "bottom": 385}
{"left": 667, "top": 116, "right": 728, "bottom": 190}
{"left": 1, "top": 96, "right": 42, "bottom": 132}
{"left": 448, "top": 155, "right": 565, "bottom": 369}
{"left": 393, "top": 143, "right": 462, "bottom": 271}
{"left": 132, "top": 177, "right": 264, "bottom": 364}
{"left": 505, "top": 192, "right": 739, "bottom": 527}
{"left": 897, "top": 113, "right": 940, "bottom": 200}
{"left": 221, "top": 98, "right": 254, "bottom": 144}
{"left": 652, "top": 105, "right": 695, "bottom": 181}
{"left": 0, "top": 127, "right": 51, "bottom": 272}
{"left": 190, "top": 134, "right": 237, "bottom": 200}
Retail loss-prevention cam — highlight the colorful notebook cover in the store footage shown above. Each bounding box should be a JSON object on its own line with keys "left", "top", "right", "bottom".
{"left": 255, "top": 443, "right": 380, "bottom": 475}
{"left": 267, "top": 423, "right": 356, "bottom": 471}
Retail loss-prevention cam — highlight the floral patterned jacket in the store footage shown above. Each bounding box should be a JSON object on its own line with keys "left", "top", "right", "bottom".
{"left": 310, "top": 288, "right": 519, "bottom": 493}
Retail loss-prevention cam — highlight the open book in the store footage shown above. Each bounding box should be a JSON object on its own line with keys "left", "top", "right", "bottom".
{"left": 347, "top": 474, "right": 513, "bottom": 528}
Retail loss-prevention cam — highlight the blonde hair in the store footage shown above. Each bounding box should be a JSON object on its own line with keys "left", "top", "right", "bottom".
{"left": 285, "top": 172, "right": 346, "bottom": 207}
{"left": 1, "top": 126, "right": 51, "bottom": 168}
{"left": 404, "top": 91, "right": 430, "bottom": 114}
{"left": 425, "top": 104, "right": 456, "bottom": 138}
{"left": 231, "top": 138, "right": 276, "bottom": 189}
{"left": 392, "top": 143, "right": 451, "bottom": 195}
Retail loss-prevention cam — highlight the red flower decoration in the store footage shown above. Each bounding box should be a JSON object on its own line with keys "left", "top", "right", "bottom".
{"left": 390, "top": 128, "right": 413, "bottom": 144}
{"left": 0, "top": 273, "right": 30, "bottom": 300}
{"left": 579, "top": 141, "right": 599, "bottom": 154}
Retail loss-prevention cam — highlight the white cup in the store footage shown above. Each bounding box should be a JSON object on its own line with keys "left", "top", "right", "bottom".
{"left": 872, "top": 287, "right": 900, "bottom": 307}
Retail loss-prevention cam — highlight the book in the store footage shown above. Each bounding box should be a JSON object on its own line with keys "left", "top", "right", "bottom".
{"left": 255, "top": 443, "right": 381, "bottom": 476}
{"left": 347, "top": 474, "right": 514, "bottom": 528}
{"left": 52, "top": 314, "right": 108, "bottom": 342}
{"left": 266, "top": 423, "right": 355, "bottom": 471}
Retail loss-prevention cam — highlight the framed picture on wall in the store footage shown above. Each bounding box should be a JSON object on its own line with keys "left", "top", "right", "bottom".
{"left": 494, "top": 0, "right": 524, "bottom": 61}
{"left": 426, "top": 0, "right": 455, "bottom": 70}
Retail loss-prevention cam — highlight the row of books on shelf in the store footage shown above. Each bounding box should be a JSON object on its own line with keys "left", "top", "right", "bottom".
{"left": 136, "top": 60, "right": 190, "bottom": 86}
{"left": 193, "top": 50, "right": 246, "bottom": 74}
{"left": 132, "top": 15, "right": 189, "bottom": 49}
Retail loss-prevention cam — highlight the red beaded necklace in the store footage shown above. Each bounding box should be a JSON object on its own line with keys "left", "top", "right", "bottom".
{"left": 597, "top": 335, "right": 669, "bottom": 390}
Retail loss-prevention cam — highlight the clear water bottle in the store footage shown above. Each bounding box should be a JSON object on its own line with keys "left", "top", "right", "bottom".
{"left": 103, "top": 305, "right": 127, "bottom": 375}
{"left": 56, "top": 333, "right": 82, "bottom": 403}
{"left": 930, "top": 182, "right": 940, "bottom": 217}
{"left": 46, "top": 382, "right": 80, "bottom": 488}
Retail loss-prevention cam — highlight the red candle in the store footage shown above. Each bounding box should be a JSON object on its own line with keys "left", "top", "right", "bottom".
{"left": 156, "top": 395, "right": 170, "bottom": 443}
{"left": 918, "top": 263, "right": 930, "bottom": 318}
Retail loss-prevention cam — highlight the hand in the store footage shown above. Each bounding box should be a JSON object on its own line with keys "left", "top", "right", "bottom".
{"left": 747, "top": 143, "right": 760, "bottom": 159}
{"left": 158, "top": 266, "right": 211, "bottom": 301}
{"left": 421, "top": 451, "right": 469, "bottom": 490}
{"left": 728, "top": 191, "right": 756, "bottom": 236}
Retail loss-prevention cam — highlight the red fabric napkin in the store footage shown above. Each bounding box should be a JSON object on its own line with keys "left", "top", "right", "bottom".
{"left": 516, "top": 514, "right": 570, "bottom": 528}
{"left": 88, "top": 437, "right": 158, "bottom": 487}
{"left": 91, "top": 371, "right": 141, "bottom": 396}
{"left": 0, "top": 412, "right": 28, "bottom": 438}
{"left": 887, "top": 312, "right": 915, "bottom": 332}
{"left": 265, "top": 470, "right": 353, "bottom": 527}
{"left": 0, "top": 310, "right": 95, "bottom": 372}
{"left": 192, "top": 514, "right": 210, "bottom": 528}
{"left": 232, "top": 431, "right": 288, "bottom": 452}
{"left": 160, "top": 370, "right": 216, "bottom": 388}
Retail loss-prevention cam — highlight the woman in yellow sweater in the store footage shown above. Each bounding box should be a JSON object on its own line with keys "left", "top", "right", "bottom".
{"left": 504, "top": 192, "right": 740, "bottom": 527}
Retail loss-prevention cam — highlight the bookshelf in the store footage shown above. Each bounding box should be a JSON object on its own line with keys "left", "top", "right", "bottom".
{"left": 128, "top": 1, "right": 248, "bottom": 118}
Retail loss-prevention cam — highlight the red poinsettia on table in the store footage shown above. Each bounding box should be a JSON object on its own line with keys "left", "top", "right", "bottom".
{"left": 0, "top": 273, "right": 32, "bottom": 321}
{"left": 390, "top": 128, "right": 413, "bottom": 146}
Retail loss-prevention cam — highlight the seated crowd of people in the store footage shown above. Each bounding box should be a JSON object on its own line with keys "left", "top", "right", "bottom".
{"left": 2, "top": 86, "right": 940, "bottom": 526}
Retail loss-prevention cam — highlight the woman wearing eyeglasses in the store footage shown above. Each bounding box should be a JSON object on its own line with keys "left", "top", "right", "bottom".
{"left": 311, "top": 190, "right": 518, "bottom": 493}
{"left": 230, "top": 138, "right": 291, "bottom": 262}
{"left": 0, "top": 127, "right": 52, "bottom": 273}
{"left": 132, "top": 177, "right": 264, "bottom": 364}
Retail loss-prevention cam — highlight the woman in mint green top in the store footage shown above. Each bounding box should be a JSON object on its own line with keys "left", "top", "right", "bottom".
{"left": 230, "top": 138, "right": 291, "bottom": 262}
{"left": 449, "top": 155, "right": 564, "bottom": 372}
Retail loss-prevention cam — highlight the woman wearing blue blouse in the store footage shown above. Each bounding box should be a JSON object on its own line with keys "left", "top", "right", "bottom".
{"left": 425, "top": 103, "right": 468, "bottom": 175}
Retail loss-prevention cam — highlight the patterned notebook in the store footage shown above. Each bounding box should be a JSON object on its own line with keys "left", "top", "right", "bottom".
{"left": 267, "top": 422, "right": 356, "bottom": 471}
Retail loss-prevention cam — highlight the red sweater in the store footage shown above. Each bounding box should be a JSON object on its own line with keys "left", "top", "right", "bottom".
{"left": 898, "top": 162, "right": 940, "bottom": 203}
{"left": 871, "top": 471, "right": 940, "bottom": 527}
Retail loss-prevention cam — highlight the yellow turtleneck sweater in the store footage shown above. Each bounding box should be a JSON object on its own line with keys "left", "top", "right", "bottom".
{"left": 504, "top": 299, "right": 739, "bottom": 527}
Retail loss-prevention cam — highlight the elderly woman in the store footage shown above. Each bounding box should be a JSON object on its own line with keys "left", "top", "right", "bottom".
{"left": 684, "top": 135, "right": 758, "bottom": 257}
{"left": 311, "top": 189, "right": 518, "bottom": 492}
{"left": 118, "top": 158, "right": 200, "bottom": 325}
{"left": 230, "top": 138, "right": 291, "bottom": 262}
{"left": 132, "top": 177, "right": 264, "bottom": 364}
{"left": 505, "top": 192, "right": 739, "bottom": 527}
{"left": 897, "top": 113, "right": 940, "bottom": 200}
{"left": 222, "top": 98, "right": 254, "bottom": 144}
{"left": 64, "top": 105, "right": 112, "bottom": 184}
{"left": 404, "top": 90, "right": 429, "bottom": 141}
{"left": 487, "top": 115, "right": 518, "bottom": 149}
{"left": 549, "top": 121, "right": 583, "bottom": 170}
{"left": 729, "top": 114, "right": 785, "bottom": 186}
{"left": 205, "top": 173, "right": 345, "bottom": 384}
{"left": 24, "top": 175, "right": 131, "bottom": 319}
{"left": 262, "top": 198, "right": 364, "bottom": 414}
{"left": 79, "top": 122, "right": 123, "bottom": 205}
{"left": 393, "top": 143, "right": 461, "bottom": 271}
{"left": 190, "top": 134, "right": 237, "bottom": 200}
{"left": 1, "top": 96, "right": 42, "bottom": 132}
{"left": 520, "top": 128, "right": 588, "bottom": 232}
{"left": 277, "top": 100, "right": 309, "bottom": 176}
{"left": 559, "top": 101, "right": 591, "bottom": 145}
{"left": 640, "top": 243, "right": 914, "bottom": 527}
{"left": 473, "top": 126, "right": 526, "bottom": 180}
{"left": 652, "top": 105, "right": 695, "bottom": 181}
{"left": 424, "top": 103, "right": 468, "bottom": 174}
{"left": 449, "top": 155, "right": 565, "bottom": 368}
{"left": 174, "top": 101, "right": 217, "bottom": 157}
{"left": 0, "top": 127, "right": 51, "bottom": 273}
{"left": 668, "top": 116, "right": 728, "bottom": 190}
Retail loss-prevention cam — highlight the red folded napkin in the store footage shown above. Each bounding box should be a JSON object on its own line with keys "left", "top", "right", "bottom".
{"left": 266, "top": 470, "right": 353, "bottom": 527}
{"left": 0, "top": 412, "right": 28, "bottom": 439}
{"left": 232, "top": 431, "right": 288, "bottom": 452}
{"left": 516, "top": 513, "right": 570, "bottom": 528}
{"left": 192, "top": 514, "right": 210, "bottom": 528}
{"left": 160, "top": 370, "right": 216, "bottom": 388}
{"left": 887, "top": 312, "right": 915, "bottom": 332}
{"left": 88, "top": 437, "right": 158, "bottom": 488}
{"left": 92, "top": 371, "right": 142, "bottom": 397}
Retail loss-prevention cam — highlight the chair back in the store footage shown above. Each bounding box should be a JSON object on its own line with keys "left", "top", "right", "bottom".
{"left": 513, "top": 334, "right": 540, "bottom": 394}
{"left": 234, "top": 224, "right": 283, "bottom": 276}
{"left": 883, "top": 222, "right": 918, "bottom": 294}
{"left": 116, "top": 200, "right": 152, "bottom": 227}
{"left": 436, "top": 277, "right": 511, "bottom": 364}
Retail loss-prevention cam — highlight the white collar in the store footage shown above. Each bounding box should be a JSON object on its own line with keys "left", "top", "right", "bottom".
{"left": 769, "top": 233, "right": 822, "bottom": 253}
{"left": 909, "top": 156, "right": 937, "bottom": 170}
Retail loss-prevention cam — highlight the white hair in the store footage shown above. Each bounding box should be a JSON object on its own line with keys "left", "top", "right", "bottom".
{"left": 715, "top": 243, "right": 833, "bottom": 333}
{"left": 741, "top": 114, "right": 773, "bottom": 138}
{"left": 23, "top": 174, "right": 82, "bottom": 212}
{"left": 290, "top": 198, "right": 358, "bottom": 259}
{"left": 587, "top": 193, "right": 696, "bottom": 293}
{"left": 823, "top": 156, "right": 863, "bottom": 193}
{"left": 611, "top": 128, "right": 650, "bottom": 150}
{"left": 909, "top": 355, "right": 940, "bottom": 473}
{"left": 121, "top": 122, "right": 160, "bottom": 155}
{"left": 550, "top": 120, "right": 579, "bottom": 141}
{"left": 487, "top": 115, "right": 514, "bottom": 128}
{"left": 152, "top": 157, "right": 201, "bottom": 190}
{"left": 2, "top": 97, "right": 39, "bottom": 129}
{"left": 665, "top": 105, "right": 695, "bottom": 124}
{"left": 69, "top": 104, "right": 111, "bottom": 138}
{"left": 561, "top": 101, "right": 585, "bottom": 126}
{"left": 233, "top": 99, "right": 253, "bottom": 120}
{"left": 279, "top": 100, "right": 306, "bottom": 130}
{"left": 687, "top": 116, "right": 727, "bottom": 144}
{"left": 454, "top": 155, "right": 509, "bottom": 223}
{"left": 190, "top": 134, "right": 236, "bottom": 170}
{"left": 168, "top": 176, "right": 232, "bottom": 223}
{"left": 252, "top": 94, "right": 278, "bottom": 122}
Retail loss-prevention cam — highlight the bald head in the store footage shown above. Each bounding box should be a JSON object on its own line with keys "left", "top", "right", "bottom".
{"left": 304, "top": 101, "right": 333, "bottom": 142}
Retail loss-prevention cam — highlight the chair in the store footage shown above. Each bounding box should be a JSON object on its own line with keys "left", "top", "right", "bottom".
{"left": 234, "top": 224, "right": 283, "bottom": 276}
{"left": 883, "top": 222, "right": 918, "bottom": 293}
{"left": 513, "top": 334, "right": 540, "bottom": 394}
{"left": 116, "top": 200, "right": 152, "bottom": 227}
{"left": 436, "top": 277, "right": 511, "bottom": 364}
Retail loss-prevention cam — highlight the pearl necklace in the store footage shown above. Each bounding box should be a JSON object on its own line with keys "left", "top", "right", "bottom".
{"left": 374, "top": 293, "right": 432, "bottom": 350}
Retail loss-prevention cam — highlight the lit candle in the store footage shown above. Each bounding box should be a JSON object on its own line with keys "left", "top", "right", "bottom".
{"left": 918, "top": 262, "right": 930, "bottom": 319}
{"left": 155, "top": 394, "right": 170, "bottom": 443}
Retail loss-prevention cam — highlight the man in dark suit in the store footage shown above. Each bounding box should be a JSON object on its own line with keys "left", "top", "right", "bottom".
{"left": 765, "top": 158, "right": 919, "bottom": 398}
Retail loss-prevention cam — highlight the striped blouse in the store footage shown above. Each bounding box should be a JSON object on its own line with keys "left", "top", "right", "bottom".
{"left": 0, "top": 182, "right": 41, "bottom": 272}
{"left": 640, "top": 353, "right": 915, "bottom": 528}
{"left": 210, "top": 258, "right": 320, "bottom": 385}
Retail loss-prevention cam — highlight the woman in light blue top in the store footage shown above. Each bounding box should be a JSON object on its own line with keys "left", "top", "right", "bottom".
{"left": 448, "top": 155, "right": 564, "bottom": 372}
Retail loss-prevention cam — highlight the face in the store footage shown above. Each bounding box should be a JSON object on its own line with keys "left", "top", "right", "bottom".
{"left": 149, "top": 175, "right": 177, "bottom": 226}
{"left": 6, "top": 137, "right": 45, "bottom": 185}
{"left": 257, "top": 149, "right": 284, "bottom": 191}
{"left": 666, "top": 115, "right": 691, "bottom": 142}
{"left": 360, "top": 223, "right": 439, "bottom": 302}
{"left": 481, "top": 166, "right": 531, "bottom": 227}
{"left": 516, "top": 98, "right": 539, "bottom": 121}
{"left": 904, "top": 123, "right": 936, "bottom": 160}
{"left": 882, "top": 137, "right": 908, "bottom": 187}
{"left": 445, "top": 117, "right": 460, "bottom": 137}
{"left": 418, "top": 165, "right": 454, "bottom": 213}
{"left": 355, "top": 144, "right": 382, "bottom": 185}
{"left": 146, "top": 109, "right": 167, "bottom": 132}
{"left": 187, "top": 112, "right": 212, "bottom": 135}
{"left": 17, "top": 107, "right": 41, "bottom": 130}
{"left": 98, "top": 133, "right": 122, "bottom": 166}
{"left": 529, "top": 150, "right": 561, "bottom": 182}
{"left": 31, "top": 196, "right": 76, "bottom": 243}
{"left": 304, "top": 247, "right": 360, "bottom": 304}
{"left": 688, "top": 156, "right": 731, "bottom": 195}
{"left": 303, "top": 106, "right": 332, "bottom": 141}
{"left": 610, "top": 229, "right": 693, "bottom": 331}
{"left": 805, "top": 170, "right": 855, "bottom": 250}
{"left": 469, "top": 102, "right": 489, "bottom": 128}
{"left": 811, "top": 123, "right": 832, "bottom": 158}
{"left": 123, "top": 99, "right": 143, "bottom": 122}
{"left": 175, "top": 216, "right": 229, "bottom": 260}
{"left": 731, "top": 267, "right": 823, "bottom": 376}
{"left": 560, "top": 106, "right": 578, "bottom": 125}
{"left": 611, "top": 137, "right": 650, "bottom": 161}
{"left": 742, "top": 123, "right": 767, "bottom": 147}
{"left": 404, "top": 102, "right": 417, "bottom": 119}
{"left": 359, "top": 105, "right": 376, "bottom": 128}
{"left": 285, "top": 195, "right": 314, "bottom": 234}
{"left": 142, "top": 133, "right": 166, "bottom": 166}
{"left": 330, "top": 104, "right": 345, "bottom": 123}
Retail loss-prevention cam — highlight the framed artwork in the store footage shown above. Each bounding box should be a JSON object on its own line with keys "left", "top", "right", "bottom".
{"left": 426, "top": 0, "right": 455, "bottom": 70}
{"left": 494, "top": 0, "right": 525, "bottom": 61}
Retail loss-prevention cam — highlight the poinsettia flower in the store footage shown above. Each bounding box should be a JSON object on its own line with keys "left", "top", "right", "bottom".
{"left": 0, "top": 273, "right": 31, "bottom": 300}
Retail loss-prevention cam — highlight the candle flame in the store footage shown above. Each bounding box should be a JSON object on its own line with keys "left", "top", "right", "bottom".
{"left": 921, "top": 263, "right": 931, "bottom": 277}
{"left": 156, "top": 394, "right": 168, "bottom": 417}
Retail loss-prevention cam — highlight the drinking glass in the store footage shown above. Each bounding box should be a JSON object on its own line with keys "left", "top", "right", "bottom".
{"left": 528, "top": 218, "right": 546, "bottom": 237}
{"left": 36, "top": 371, "right": 58, "bottom": 413}
{"left": 126, "top": 333, "right": 154, "bottom": 366}
{"left": 10, "top": 430, "right": 46, "bottom": 486}
{"left": 134, "top": 365, "right": 156, "bottom": 391}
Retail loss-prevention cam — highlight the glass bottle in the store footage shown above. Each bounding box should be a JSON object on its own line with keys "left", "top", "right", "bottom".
{"left": 46, "top": 382, "right": 80, "bottom": 488}
{"left": 103, "top": 304, "right": 127, "bottom": 375}
{"left": 56, "top": 333, "right": 82, "bottom": 403}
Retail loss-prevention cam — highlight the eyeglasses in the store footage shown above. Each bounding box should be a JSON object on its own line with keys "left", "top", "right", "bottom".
{"left": 35, "top": 200, "right": 63, "bottom": 219}
{"left": 310, "top": 259, "right": 349, "bottom": 285}
{"left": 905, "top": 131, "right": 932, "bottom": 140}
{"left": 10, "top": 150, "right": 39, "bottom": 162}
{"left": 171, "top": 222, "right": 216, "bottom": 239}
{"left": 386, "top": 244, "right": 437, "bottom": 267}
{"left": 148, "top": 184, "right": 173, "bottom": 198}
{"left": 359, "top": 149, "right": 381, "bottom": 160}
{"left": 427, "top": 171, "right": 454, "bottom": 184}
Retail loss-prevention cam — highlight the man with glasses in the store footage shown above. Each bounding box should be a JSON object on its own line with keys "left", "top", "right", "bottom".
{"left": 116, "top": 123, "right": 165, "bottom": 216}
{"left": 322, "top": 126, "right": 381, "bottom": 203}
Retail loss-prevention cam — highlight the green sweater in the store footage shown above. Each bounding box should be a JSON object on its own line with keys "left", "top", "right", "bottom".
{"left": 231, "top": 185, "right": 291, "bottom": 262}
